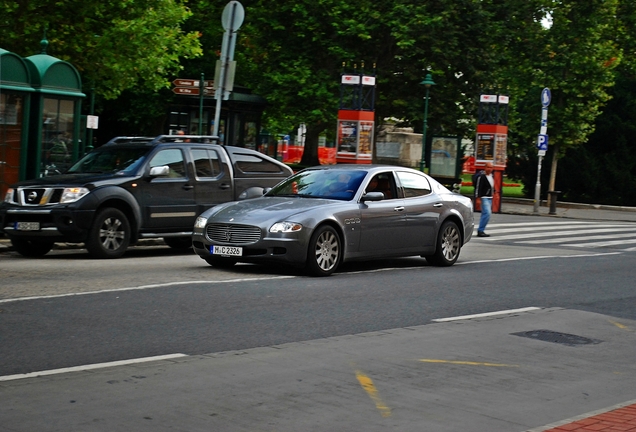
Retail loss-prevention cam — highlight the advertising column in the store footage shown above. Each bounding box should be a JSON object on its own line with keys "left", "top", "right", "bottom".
{"left": 475, "top": 93, "right": 509, "bottom": 213}
{"left": 336, "top": 64, "right": 376, "bottom": 164}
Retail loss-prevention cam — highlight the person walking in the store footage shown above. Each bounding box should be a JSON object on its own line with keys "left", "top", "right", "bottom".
{"left": 474, "top": 162, "right": 494, "bottom": 237}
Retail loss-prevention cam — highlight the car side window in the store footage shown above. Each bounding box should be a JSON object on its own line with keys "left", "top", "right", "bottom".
{"left": 149, "top": 149, "right": 186, "bottom": 178}
{"left": 365, "top": 172, "right": 397, "bottom": 200}
{"left": 233, "top": 152, "right": 284, "bottom": 173}
{"left": 191, "top": 148, "right": 221, "bottom": 178}
{"left": 396, "top": 171, "right": 432, "bottom": 198}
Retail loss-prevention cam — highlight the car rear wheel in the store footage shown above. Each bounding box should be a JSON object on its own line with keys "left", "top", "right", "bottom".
{"left": 10, "top": 238, "right": 54, "bottom": 257}
{"left": 306, "top": 225, "right": 341, "bottom": 277}
{"left": 86, "top": 208, "right": 131, "bottom": 259}
{"left": 164, "top": 236, "right": 192, "bottom": 250}
{"left": 205, "top": 256, "right": 237, "bottom": 268}
{"left": 425, "top": 220, "right": 461, "bottom": 266}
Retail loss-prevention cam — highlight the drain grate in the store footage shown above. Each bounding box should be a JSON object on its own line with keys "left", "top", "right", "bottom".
{"left": 511, "top": 330, "right": 602, "bottom": 347}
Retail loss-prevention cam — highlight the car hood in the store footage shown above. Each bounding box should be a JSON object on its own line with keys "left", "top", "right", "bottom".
{"left": 10, "top": 173, "right": 135, "bottom": 188}
{"left": 204, "top": 196, "right": 343, "bottom": 225}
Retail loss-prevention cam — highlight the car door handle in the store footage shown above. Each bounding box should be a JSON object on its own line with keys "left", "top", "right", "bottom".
{"left": 219, "top": 183, "right": 231, "bottom": 190}
{"left": 182, "top": 184, "right": 194, "bottom": 191}
{"left": 394, "top": 206, "right": 405, "bottom": 212}
{"left": 433, "top": 203, "right": 443, "bottom": 207}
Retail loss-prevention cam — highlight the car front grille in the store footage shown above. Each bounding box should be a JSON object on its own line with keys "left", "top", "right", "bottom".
{"left": 13, "top": 187, "right": 64, "bottom": 206}
{"left": 206, "top": 223, "right": 262, "bottom": 244}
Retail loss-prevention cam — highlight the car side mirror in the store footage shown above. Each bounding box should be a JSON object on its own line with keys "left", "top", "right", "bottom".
{"left": 361, "top": 191, "right": 384, "bottom": 202}
{"left": 149, "top": 165, "right": 170, "bottom": 177}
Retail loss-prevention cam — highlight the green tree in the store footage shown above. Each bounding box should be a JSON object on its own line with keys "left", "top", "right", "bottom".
{"left": 502, "top": 0, "right": 623, "bottom": 201}
{"left": 0, "top": 0, "right": 202, "bottom": 99}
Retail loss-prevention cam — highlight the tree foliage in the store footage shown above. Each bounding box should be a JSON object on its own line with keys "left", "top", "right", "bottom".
{"left": 0, "top": 0, "right": 202, "bottom": 98}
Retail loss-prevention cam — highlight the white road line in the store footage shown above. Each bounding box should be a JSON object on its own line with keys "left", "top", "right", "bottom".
{"left": 456, "top": 252, "right": 622, "bottom": 265}
{"left": 432, "top": 307, "right": 542, "bottom": 322}
{"left": 0, "top": 276, "right": 297, "bottom": 305}
{"left": 478, "top": 223, "right": 635, "bottom": 236}
{"left": 519, "top": 232, "right": 632, "bottom": 244}
{"left": 569, "top": 238, "right": 636, "bottom": 247}
{"left": 481, "top": 227, "right": 636, "bottom": 241}
{"left": 0, "top": 354, "right": 188, "bottom": 382}
{"left": 487, "top": 221, "right": 592, "bottom": 228}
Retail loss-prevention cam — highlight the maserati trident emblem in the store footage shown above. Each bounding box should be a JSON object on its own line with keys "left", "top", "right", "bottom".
{"left": 27, "top": 191, "right": 38, "bottom": 203}
{"left": 224, "top": 227, "right": 232, "bottom": 242}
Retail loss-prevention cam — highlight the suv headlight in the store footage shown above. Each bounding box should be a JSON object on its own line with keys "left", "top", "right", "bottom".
{"left": 194, "top": 216, "right": 208, "bottom": 229}
{"left": 60, "top": 187, "right": 90, "bottom": 203}
{"left": 4, "top": 188, "right": 15, "bottom": 203}
{"left": 270, "top": 222, "right": 302, "bottom": 233}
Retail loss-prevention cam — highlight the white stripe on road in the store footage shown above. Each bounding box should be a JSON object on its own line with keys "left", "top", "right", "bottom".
{"left": 0, "top": 354, "right": 188, "bottom": 382}
{"left": 477, "top": 226, "right": 636, "bottom": 241}
{"left": 432, "top": 307, "right": 542, "bottom": 322}
{"left": 0, "top": 276, "right": 296, "bottom": 305}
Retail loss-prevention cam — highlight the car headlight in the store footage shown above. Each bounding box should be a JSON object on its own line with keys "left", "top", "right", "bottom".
{"left": 270, "top": 222, "right": 303, "bottom": 233}
{"left": 194, "top": 216, "right": 208, "bottom": 229}
{"left": 4, "top": 188, "right": 15, "bottom": 203}
{"left": 60, "top": 187, "right": 90, "bottom": 203}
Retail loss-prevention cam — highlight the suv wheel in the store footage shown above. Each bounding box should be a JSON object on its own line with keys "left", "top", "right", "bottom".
{"left": 11, "top": 238, "right": 54, "bottom": 257}
{"left": 86, "top": 208, "right": 131, "bottom": 258}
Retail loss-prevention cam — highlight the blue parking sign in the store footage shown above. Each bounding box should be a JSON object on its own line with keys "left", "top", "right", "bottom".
{"left": 537, "top": 134, "right": 549, "bottom": 150}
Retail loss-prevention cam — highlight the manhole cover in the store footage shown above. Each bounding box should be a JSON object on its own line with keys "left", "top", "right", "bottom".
{"left": 511, "top": 330, "right": 602, "bottom": 346}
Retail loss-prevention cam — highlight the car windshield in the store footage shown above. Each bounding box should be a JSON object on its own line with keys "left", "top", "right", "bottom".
{"left": 67, "top": 146, "right": 149, "bottom": 175}
{"left": 266, "top": 169, "right": 367, "bottom": 201}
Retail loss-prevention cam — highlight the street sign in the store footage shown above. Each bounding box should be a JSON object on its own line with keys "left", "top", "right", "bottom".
{"left": 537, "top": 134, "right": 548, "bottom": 150}
{"left": 86, "top": 115, "right": 99, "bottom": 129}
{"left": 541, "top": 88, "right": 551, "bottom": 107}
{"left": 172, "top": 79, "right": 214, "bottom": 88}
{"left": 172, "top": 87, "right": 213, "bottom": 96}
{"left": 222, "top": 1, "right": 245, "bottom": 31}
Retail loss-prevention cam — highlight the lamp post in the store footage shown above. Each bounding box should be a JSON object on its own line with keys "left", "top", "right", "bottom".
{"left": 419, "top": 73, "right": 436, "bottom": 172}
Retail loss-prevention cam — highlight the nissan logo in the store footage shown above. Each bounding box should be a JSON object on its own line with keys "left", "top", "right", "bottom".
{"left": 27, "top": 191, "right": 38, "bottom": 203}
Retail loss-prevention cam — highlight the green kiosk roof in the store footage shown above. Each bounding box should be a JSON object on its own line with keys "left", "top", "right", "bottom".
{"left": 24, "top": 40, "right": 85, "bottom": 98}
{"left": 0, "top": 48, "right": 34, "bottom": 92}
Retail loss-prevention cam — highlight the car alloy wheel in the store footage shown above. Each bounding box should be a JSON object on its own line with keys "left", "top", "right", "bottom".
{"left": 307, "top": 225, "right": 341, "bottom": 276}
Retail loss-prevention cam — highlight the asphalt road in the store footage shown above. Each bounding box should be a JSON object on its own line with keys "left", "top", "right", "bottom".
{"left": 1, "top": 213, "right": 633, "bottom": 376}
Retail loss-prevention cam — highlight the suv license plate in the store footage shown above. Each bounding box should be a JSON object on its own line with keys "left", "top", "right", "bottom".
{"left": 211, "top": 245, "right": 242, "bottom": 257}
{"left": 15, "top": 222, "right": 40, "bottom": 231}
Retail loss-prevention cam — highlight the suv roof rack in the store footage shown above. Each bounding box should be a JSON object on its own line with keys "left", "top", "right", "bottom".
{"left": 153, "top": 135, "right": 220, "bottom": 144}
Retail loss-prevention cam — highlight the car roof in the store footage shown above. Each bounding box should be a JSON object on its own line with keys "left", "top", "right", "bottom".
{"left": 103, "top": 135, "right": 221, "bottom": 147}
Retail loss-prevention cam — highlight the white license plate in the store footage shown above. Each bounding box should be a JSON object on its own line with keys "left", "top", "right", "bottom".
{"left": 15, "top": 222, "right": 40, "bottom": 231}
{"left": 211, "top": 245, "right": 243, "bottom": 256}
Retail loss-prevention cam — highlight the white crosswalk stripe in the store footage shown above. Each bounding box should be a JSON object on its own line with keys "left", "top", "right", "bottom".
{"left": 475, "top": 221, "right": 636, "bottom": 250}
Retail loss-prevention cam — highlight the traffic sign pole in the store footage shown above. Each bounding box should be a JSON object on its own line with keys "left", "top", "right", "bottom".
{"left": 533, "top": 88, "right": 551, "bottom": 214}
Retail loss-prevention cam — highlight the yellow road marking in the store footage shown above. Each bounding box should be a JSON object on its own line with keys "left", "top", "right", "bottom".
{"left": 419, "top": 359, "right": 519, "bottom": 367}
{"left": 355, "top": 371, "right": 392, "bottom": 418}
{"left": 609, "top": 320, "right": 630, "bottom": 330}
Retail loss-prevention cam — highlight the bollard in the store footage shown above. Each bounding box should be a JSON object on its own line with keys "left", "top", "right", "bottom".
{"left": 547, "top": 190, "right": 561, "bottom": 215}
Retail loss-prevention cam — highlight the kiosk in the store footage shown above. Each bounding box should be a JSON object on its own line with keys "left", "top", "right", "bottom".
{"left": 0, "top": 49, "right": 34, "bottom": 196}
{"left": 474, "top": 93, "right": 509, "bottom": 213}
{"left": 336, "top": 63, "right": 376, "bottom": 164}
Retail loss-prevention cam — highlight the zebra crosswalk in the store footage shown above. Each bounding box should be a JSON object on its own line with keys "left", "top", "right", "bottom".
{"left": 475, "top": 221, "right": 636, "bottom": 251}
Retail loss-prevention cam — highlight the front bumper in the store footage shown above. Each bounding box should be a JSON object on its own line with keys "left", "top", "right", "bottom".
{"left": 0, "top": 205, "right": 95, "bottom": 243}
{"left": 192, "top": 230, "right": 309, "bottom": 266}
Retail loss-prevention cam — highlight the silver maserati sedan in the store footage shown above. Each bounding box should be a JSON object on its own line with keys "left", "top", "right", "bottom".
{"left": 192, "top": 165, "right": 474, "bottom": 276}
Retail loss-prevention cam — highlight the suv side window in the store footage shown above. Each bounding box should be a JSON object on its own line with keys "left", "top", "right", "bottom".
{"left": 233, "top": 152, "right": 285, "bottom": 173}
{"left": 191, "top": 148, "right": 221, "bottom": 178}
{"left": 149, "top": 149, "right": 186, "bottom": 178}
{"left": 396, "top": 171, "right": 432, "bottom": 198}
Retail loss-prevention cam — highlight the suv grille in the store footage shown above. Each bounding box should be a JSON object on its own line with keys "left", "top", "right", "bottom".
{"left": 207, "top": 224, "right": 261, "bottom": 244}
{"left": 16, "top": 187, "right": 65, "bottom": 206}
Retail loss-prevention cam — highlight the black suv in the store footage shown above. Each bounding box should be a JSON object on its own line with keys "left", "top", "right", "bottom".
{"left": 0, "top": 135, "right": 293, "bottom": 258}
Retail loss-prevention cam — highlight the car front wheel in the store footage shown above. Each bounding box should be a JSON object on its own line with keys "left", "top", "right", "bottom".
{"left": 86, "top": 208, "right": 131, "bottom": 259}
{"left": 306, "top": 225, "right": 341, "bottom": 277}
{"left": 425, "top": 220, "right": 461, "bottom": 266}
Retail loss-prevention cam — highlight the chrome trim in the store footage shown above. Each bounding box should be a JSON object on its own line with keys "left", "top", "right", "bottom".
{"left": 7, "top": 208, "right": 53, "bottom": 214}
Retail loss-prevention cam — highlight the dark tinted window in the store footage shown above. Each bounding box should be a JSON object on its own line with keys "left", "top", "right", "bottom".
{"left": 191, "top": 148, "right": 221, "bottom": 178}
{"left": 233, "top": 153, "right": 283, "bottom": 173}
{"left": 149, "top": 149, "right": 186, "bottom": 178}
